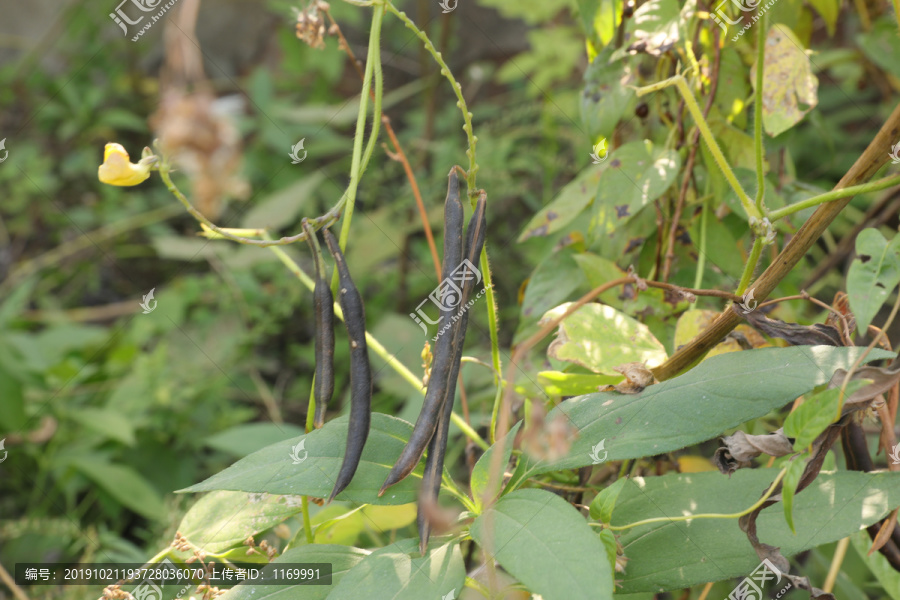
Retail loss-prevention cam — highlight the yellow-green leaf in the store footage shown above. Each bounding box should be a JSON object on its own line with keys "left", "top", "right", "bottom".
{"left": 753, "top": 24, "right": 819, "bottom": 137}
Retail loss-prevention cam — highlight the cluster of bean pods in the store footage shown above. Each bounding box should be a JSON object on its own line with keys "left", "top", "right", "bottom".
{"left": 305, "top": 169, "right": 485, "bottom": 552}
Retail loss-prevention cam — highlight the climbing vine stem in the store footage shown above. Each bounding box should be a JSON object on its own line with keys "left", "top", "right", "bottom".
{"left": 754, "top": 11, "right": 767, "bottom": 215}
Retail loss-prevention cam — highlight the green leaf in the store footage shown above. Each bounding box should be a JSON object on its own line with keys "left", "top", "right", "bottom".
{"left": 181, "top": 414, "right": 423, "bottom": 505}
{"left": 780, "top": 457, "right": 805, "bottom": 534}
{"left": 783, "top": 383, "right": 864, "bottom": 450}
{"left": 470, "top": 489, "right": 614, "bottom": 600}
{"left": 0, "top": 367, "right": 26, "bottom": 432}
{"left": 807, "top": 0, "right": 838, "bottom": 35}
{"left": 241, "top": 173, "right": 324, "bottom": 231}
{"left": 847, "top": 228, "right": 900, "bottom": 333}
{"left": 857, "top": 18, "right": 900, "bottom": 80}
{"left": 589, "top": 477, "right": 629, "bottom": 523}
{"left": 520, "top": 251, "right": 586, "bottom": 323}
{"left": 327, "top": 538, "right": 464, "bottom": 600}
{"left": 590, "top": 140, "right": 680, "bottom": 228}
{"left": 221, "top": 545, "right": 368, "bottom": 600}
{"left": 613, "top": 469, "right": 900, "bottom": 592}
{"left": 537, "top": 371, "right": 622, "bottom": 396}
{"left": 754, "top": 24, "right": 819, "bottom": 137}
{"left": 178, "top": 491, "right": 304, "bottom": 555}
{"left": 850, "top": 530, "right": 900, "bottom": 600}
{"left": 534, "top": 346, "right": 892, "bottom": 473}
{"left": 519, "top": 168, "right": 600, "bottom": 242}
{"left": 597, "top": 528, "right": 618, "bottom": 575}
{"left": 205, "top": 423, "right": 307, "bottom": 458}
{"left": 572, "top": 252, "right": 627, "bottom": 307}
{"left": 471, "top": 422, "right": 522, "bottom": 509}
{"left": 580, "top": 47, "right": 633, "bottom": 142}
{"left": 543, "top": 302, "right": 668, "bottom": 375}
{"left": 306, "top": 503, "right": 416, "bottom": 546}
{"left": 69, "top": 458, "right": 165, "bottom": 520}
{"left": 68, "top": 408, "right": 136, "bottom": 446}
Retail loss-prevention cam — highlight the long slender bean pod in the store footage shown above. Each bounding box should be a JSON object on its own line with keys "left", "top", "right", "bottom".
{"left": 379, "top": 171, "right": 464, "bottom": 496}
{"left": 418, "top": 193, "right": 487, "bottom": 553}
{"left": 303, "top": 221, "right": 335, "bottom": 429}
{"left": 323, "top": 228, "right": 372, "bottom": 502}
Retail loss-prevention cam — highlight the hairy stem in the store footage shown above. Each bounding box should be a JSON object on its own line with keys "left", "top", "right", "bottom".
{"left": 754, "top": 11, "right": 767, "bottom": 214}
{"left": 768, "top": 174, "right": 900, "bottom": 221}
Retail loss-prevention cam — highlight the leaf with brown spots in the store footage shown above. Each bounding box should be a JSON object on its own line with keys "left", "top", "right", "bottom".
{"left": 519, "top": 168, "right": 602, "bottom": 242}
{"left": 753, "top": 24, "right": 819, "bottom": 137}
{"left": 590, "top": 141, "right": 680, "bottom": 234}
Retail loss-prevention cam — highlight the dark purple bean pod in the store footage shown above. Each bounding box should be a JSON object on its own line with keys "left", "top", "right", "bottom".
{"left": 303, "top": 221, "right": 335, "bottom": 430}
{"left": 323, "top": 229, "right": 372, "bottom": 503}
{"left": 379, "top": 170, "right": 464, "bottom": 497}
{"left": 418, "top": 193, "right": 487, "bottom": 553}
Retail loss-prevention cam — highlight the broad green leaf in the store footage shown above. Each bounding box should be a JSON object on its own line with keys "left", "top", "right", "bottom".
{"left": 576, "top": 0, "right": 620, "bottom": 51}
{"left": 783, "top": 383, "right": 864, "bottom": 450}
{"left": 520, "top": 251, "right": 586, "bottom": 323}
{"left": 847, "top": 228, "right": 900, "bottom": 333}
{"left": 327, "top": 538, "right": 464, "bottom": 600}
{"left": 857, "top": 18, "right": 900, "bottom": 80}
{"left": 69, "top": 458, "right": 165, "bottom": 520}
{"left": 572, "top": 252, "right": 627, "bottom": 307}
{"left": 69, "top": 408, "right": 136, "bottom": 446}
{"left": 753, "top": 25, "right": 819, "bottom": 136}
{"left": 537, "top": 371, "right": 622, "bottom": 396}
{"left": 221, "top": 545, "right": 368, "bottom": 600}
{"left": 714, "top": 47, "right": 750, "bottom": 126}
{"left": 180, "top": 414, "right": 424, "bottom": 505}
{"left": 807, "top": 0, "right": 838, "bottom": 35}
{"left": 589, "top": 477, "right": 628, "bottom": 523}
{"left": 533, "top": 346, "right": 892, "bottom": 474}
{"left": 308, "top": 505, "right": 366, "bottom": 546}
{"left": 360, "top": 503, "right": 418, "bottom": 531}
{"left": 614, "top": 469, "right": 900, "bottom": 592}
{"left": 310, "top": 504, "right": 417, "bottom": 546}
{"left": 470, "top": 489, "right": 614, "bottom": 600}
{"left": 591, "top": 141, "right": 680, "bottom": 227}
{"left": 178, "top": 491, "right": 304, "bottom": 555}
{"left": 543, "top": 302, "right": 668, "bottom": 375}
{"left": 205, "top": 423, "right": 307, "bottom": 458}
{"left": 519, "top": 168, "right": 600, "bottom": 242}
{"left": 780, "top": 457, "right": 805, "bottom": 534}
{"left": 580, "top": 47, "right": 633, "bottom": 142}
{"left": 850, "top": 530, "right": 900, "bottom": 600}
{"left": 471, "top": 422, "right": 522, "bottom": 509}
{"left": 708, "top": 113, "right": 762, "bottom": 172}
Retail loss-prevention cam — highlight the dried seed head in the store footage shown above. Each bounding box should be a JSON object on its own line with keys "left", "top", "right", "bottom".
{"left": 296, "top": 2, "right": 327, "bottom": 50}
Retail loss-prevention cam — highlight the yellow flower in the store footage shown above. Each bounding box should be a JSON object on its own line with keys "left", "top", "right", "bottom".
{"left": 98, "top": 143, "right": 152, "bottom": 186}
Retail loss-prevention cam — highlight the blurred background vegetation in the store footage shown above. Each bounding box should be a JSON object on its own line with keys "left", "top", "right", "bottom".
{"left": 0, "top": 0, "right": 587, "bottom": 576}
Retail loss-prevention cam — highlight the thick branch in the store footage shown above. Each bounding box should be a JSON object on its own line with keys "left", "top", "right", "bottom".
{"left": 652, "top": 102, "right": 900, "bottom": 381}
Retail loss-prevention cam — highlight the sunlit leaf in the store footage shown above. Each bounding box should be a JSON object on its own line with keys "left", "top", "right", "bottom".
{"left": 754, "top": 24, "right": 818, "bottom": 136}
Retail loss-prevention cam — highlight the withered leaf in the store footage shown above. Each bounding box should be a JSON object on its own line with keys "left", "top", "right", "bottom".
{"left": 713, "top": 429, "right": 794, "bottom": 475}
{"left": 600, "top": 362, "right": 657, "bottom": 394}
{"left": 829, "top": 358, "right": 900, "bottom": 406}
{"left": 735, "top": 305, "right": 843, "bottom": 346}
